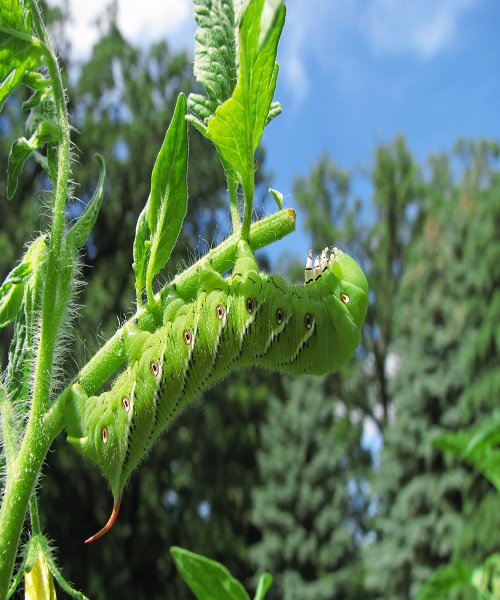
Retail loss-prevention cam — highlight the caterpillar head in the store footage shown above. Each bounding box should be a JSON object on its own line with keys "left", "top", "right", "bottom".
{"left": 304, "top": 246, "right": 369, "bottom": 372}
{"left": 329, "top": 247, "right": 369, "bottom": 330}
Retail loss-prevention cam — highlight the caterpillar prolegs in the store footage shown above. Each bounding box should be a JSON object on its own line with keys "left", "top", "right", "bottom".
{"left": 64, "top": 240, "right": 368, "bottom": 541}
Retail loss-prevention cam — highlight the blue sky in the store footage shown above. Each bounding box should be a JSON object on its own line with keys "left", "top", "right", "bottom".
{"left": 263, "top": 0, "right": 500, "bottom": 257}
{"left": 52, "top": 0, "right": 500, "bottom": 259}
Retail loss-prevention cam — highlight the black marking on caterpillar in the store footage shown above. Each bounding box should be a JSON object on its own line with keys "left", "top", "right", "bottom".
{"left": 64, "top": 240, "right": 368, "bottom": 542}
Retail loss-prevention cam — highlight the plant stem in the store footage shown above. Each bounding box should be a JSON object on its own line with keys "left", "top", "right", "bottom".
{"left": 240, "top": 161, "right": 255, "bottom": 240}
{"left": 0, "top": 1, "right": 72, "bottom": 596}
{"left": 29, "top": 494, "right": 42, "bottom": 536}
{"left": 0, "top": 382, "right": 19, "bottom": 477}
{"left": 227, "top": 174, "right": 240, "bottom": 232}
{"left": 28, "top": 0, "right": 71, "bottom": 416}
{"left": 0, "top": 407, "right": 64, "bottom": 600}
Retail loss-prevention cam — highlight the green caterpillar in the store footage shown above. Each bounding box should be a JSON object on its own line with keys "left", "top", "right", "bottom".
{"left": 64, "top": 240, "right": 368, "bottom": 541}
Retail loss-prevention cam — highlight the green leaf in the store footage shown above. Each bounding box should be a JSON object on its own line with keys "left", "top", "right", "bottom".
{"left": 145, "top": 93, "right": 188, "bottom": 301}
{"left": 132, "top": 203, "right": 151, "bottom": 307}
{"left": 7, "top": 119, "right": 60, "bottom": 199}
{"left": 66, "top": 154, "right": 106, "bottom": 249}
{"left": 22, "top": 72, "right": 51, "bottom": 111}
{"left": 0, "top": 0, "right": 43, "bottom": 110}
{"left": 171, "top": 547, "right": 250, "bottom": 600}
{"left": 0, "top": 279, "right": 24, "bottom": 329}
{"left": 269, "top": 188, "right": 283, "bottom": 209}
{"left": 416, "top": 561, "right": 472, "bottom": 600}
{"left": 0, "top": 235, "right": 46, "bottom": 328}
{"left": 188, "top": 0, "right": 237, "bottom": 126}
{"left": 205, "top": 0, "right": 285, "bottom": 191}
{"left": 254, "top": 573, "right": 273, "bottom": 600}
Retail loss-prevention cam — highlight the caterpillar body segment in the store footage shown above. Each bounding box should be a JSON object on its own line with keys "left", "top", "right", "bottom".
{"left": 65, "top": 240, "right": 368, "bottom": 540}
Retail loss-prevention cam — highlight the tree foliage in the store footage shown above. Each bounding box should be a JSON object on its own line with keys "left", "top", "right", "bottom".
{"left": 364, "top": 140, "right": 500, "bottom": 599}
{"left": 291, "top": 137, "right": 500, "bottom": 599}
{"left": 250, "top": 376, "right": 370, "bottom": 600}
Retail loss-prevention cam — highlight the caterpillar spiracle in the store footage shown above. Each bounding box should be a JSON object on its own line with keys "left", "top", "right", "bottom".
{"left": 64, "top": 240, "right": 369, "bottom": 542}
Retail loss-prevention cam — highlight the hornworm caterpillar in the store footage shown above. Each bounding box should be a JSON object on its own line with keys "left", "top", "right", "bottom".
{"left": 64, "top": 240, "right": 368, "bottom": 541}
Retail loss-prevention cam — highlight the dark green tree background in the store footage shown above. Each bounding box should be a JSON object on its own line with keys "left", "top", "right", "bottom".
{"left": 285, "top": 138, "right": 500, "bottom": 599}
{"left": 364, "top": 140, "right": 500, "bottom": 599}
{"left": 250, "top": 376, "right": 370, "bottom": 600}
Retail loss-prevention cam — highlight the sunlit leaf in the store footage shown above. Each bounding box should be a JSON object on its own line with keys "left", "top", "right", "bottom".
{"left": 66, "top": 154, "right": 106, "bottom": 249}
{"left": 0, "top": 0, "right": 43, "bottom": 109}
{"left": 205, "top": 0, "right": 284, "bottom": 191}
{"left": 171, "top": 547, "right": 250, "bottom": 600}
{"left": 145, "top": 93, "right": 188, "bottom": 300}
{"left": 7, "top": 120, "right": 60, "bottom": 199}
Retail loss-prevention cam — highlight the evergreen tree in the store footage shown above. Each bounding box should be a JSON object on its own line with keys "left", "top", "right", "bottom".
{"left": 288, "top": 143, "right": 423, "bottom": 598}
{"left": 250, "top": 376, "right": 371, "bottom": 600}
{"left": 364, "top": 140, "right": 500, "bottom": 599}
{"left": 294, "top": 139, "right": 423, "bottom": 432}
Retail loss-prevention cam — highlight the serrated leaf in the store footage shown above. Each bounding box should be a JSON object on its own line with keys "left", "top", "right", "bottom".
{"left": 186, "top": 95, "right": 212, "bottom": 133}
{"left": 254, "top": 573, "right": 273, "bottom": 600}
{"left": 0, "top": 0, "right": 29, "bottom": 30}
{"left": 416, "top": 561, "right": 472, "bottom": 600}
{"left": 190, "top": 0, "right": 237, "bottom": 120}
{"left": 205, "top": 0, "right": 285, "bottom": 190}
{"left": 0, "top": 0, "right": 43, "bottom": 110}
{"left": 145, "top": 93, "right": 188, "bottom": 299}
{"left": 132, "top": 202, "right": 151, "bottom": 306}
{"left": 7, "top": 119, "right": 60, "bottom": 199}
{"left": 66, "top": 154, "right": 106, "bottom": 249}
{"left": 171, "top": 547, "right": 250, "bottom": 600}
{"left": 0, "top": 235, "right": 46, "bottom": 328}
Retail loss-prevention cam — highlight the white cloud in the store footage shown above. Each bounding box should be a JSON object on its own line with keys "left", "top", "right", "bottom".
{"left": 117, "top": 0, "right": 193, "bottom": 50}
{"left": 48, "top": 0, "right": 195, "bottom": 60}
{"left": 280, "top": 0, "right": 477, "bottom": 105}
{"left": 362, "top": 0, "right": 476, "bottom": 59}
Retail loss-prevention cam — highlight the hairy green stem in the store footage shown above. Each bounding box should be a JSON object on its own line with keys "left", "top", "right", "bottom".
{"left": 0, "top": 382, "right": 19, "bottom": 477}
{"left": 0, "top": 25, "right": 45, "bottom": 49}
{"left": 0, "top": 411, "right": 63, "bottom": 599}
{"left": 163, "top": 207, "right": 296, "bottom": 302}
{"left": 240, "top": 166, "right": 255, "bottom": 240}
{"left": 0, "top": 2, "right": 73, "bottom": 596}
{"left": 29, "top": 495, "right": 42, "bottom": 536}
{"left": 28, "top": 0, "right": 71, "bottom": 414}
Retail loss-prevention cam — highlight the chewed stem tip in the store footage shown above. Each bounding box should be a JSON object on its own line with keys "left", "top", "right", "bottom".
{"left": 84, "top": 497, "right": 121, "bottom": 544}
